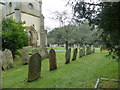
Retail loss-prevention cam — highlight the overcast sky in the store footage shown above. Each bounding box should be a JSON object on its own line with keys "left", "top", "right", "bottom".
{"left": 42, "top": 0, "right": 72, "bottom": 30}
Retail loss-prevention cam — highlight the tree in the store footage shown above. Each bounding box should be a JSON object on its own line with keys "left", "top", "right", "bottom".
{"left": 2, "top": 18, "right": 29, "bottom": 57}
{"left": 69, "top": 1, "right": 120, "bottom": 60}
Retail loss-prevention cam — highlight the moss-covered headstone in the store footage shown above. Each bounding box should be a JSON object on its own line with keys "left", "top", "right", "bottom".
{"left": 21, "top": 49, "right": 29, "bottom": 65}
{"left": 72, "top": 48, "right": 78, "bottom": 61}
{"left": 49, "top": 49, "right": 57, "bottom": 71}
{"left": 65, "top": 48, "right": 71, "bottom": 64}
{"left": 28, "top": 53, "right": 41, "bottom": 82}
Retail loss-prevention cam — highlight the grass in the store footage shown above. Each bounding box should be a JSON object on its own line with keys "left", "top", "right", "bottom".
{"left": 2, "top": 48, "right": 118, "bottom": 88}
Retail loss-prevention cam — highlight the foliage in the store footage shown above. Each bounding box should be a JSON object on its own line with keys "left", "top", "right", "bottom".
{"left": 72, "top": 1, "right": 120, "bottom": 60}
{"left": 2, "top": 18, "right": 29, "bottom": 56}
{"left": 47, "top": 24, "right": 99, "bottom": 45}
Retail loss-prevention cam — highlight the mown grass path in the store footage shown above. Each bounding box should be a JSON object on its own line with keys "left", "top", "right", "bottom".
{"left": 2, "top": 51, "right": 118, "bottom": 88}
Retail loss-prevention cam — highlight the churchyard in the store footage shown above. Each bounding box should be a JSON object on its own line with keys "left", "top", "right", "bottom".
{"left": 1, "top": 47, "right": 119, "bottom": 88}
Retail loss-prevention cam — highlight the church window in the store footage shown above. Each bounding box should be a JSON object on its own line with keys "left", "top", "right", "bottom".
{"left": 28, "top": 3, "right": 34, "bottom": 9}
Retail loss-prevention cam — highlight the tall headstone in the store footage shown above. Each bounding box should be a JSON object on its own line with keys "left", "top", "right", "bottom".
{"left": 49, "top": 49, "right": 57, "bottom": 71}
{"left": 65, "top": 48, "right": 71, "bottom": 64}
{"left": 21, "top": 49, "right": 29, "bottom": 65}
{"left": 28, "top": 53, "right": 41, "bottom": 82}
{"left": 72, "top": 48, "right": 78, "bottom": 61}
{"left": 39, "top": 47, "right": 49, "bottom": 60}
{"left": 0, "top": 50, "right": 2, "bottom": 89}
{"left": 3, "top": 49, "right": 14, "bottom": 69}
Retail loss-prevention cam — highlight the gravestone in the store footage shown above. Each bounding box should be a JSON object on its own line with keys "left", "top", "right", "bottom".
{"left": 65, "top": 48, "right": 71, "bottom": 64}
{"left": 82, "top": 46, "right": 86, "bottom": 56}
{"left": 32, "top": 48, "right": 39, "bottom": 54}
{"left": 1, "top": 51, "right": 7, "bottom": 70}
{"left": 49, "top": 49, "right": 57, "bottom": 71}
{"left": 39, "top": 47, "right": 49, "bottom": 60}
{"left": 4, "top": 49, "right": 14, "bottom": 69}
{"left": 21, "top": 49, "right": 29, "bottom": 65}
{"left": 79, "top": 49, "right": 83, "bottom": 58}
{"left": 72, "top": 48, "right": 78, "bottom": 61}
{"left": 2, "top": 49, "right": 14, "bottom": 69}
{"left": 28, "top": 53, "right": 41, "bottom": 82}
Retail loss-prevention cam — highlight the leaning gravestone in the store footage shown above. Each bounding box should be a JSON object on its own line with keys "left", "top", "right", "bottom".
{"left": 65, "top": 48, "right": 71, "bottom": 64}
{"left": 28, "top": 53, "right": 41, "bottom": 82}
{"left": 49, "top": 49, "right": 57, "bottom": 71}
{"left": 32, "top": 48, "right": 39, "bottom": 54}
{"left": 21, "top": 49, "right": 29, "bottom": 65}
{"left": 39, "top": 47, "right": 49, "bottom": 60}
{"left": 72, "top": 48, "right": 78, "bottom": 61}
{"left": 3, "top": 49, "right": 14, "bottom": 69}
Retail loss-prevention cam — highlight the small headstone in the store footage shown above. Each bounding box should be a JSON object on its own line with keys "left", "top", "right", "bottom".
{"left": 40, "top": 47, "right": 49, "bottom": 60}
{"left": 21, "top": 49, "right": 29, "bottom": 65}
{"left": 28, "top": 53, "right": 41, "bottom": 82}
{"left": 32, "top": 48, "right": 39, "bottom": 54}
{"left": 1, "top": 51, "right": 7, "bottom": 70}
{"left": 72, "top": 48, "right": 78, "bottom": 61}
{"left": 65, "top": 48, "right": 71, "bottom": 64}
{"left": 3, "top": 49, "right": 14, "bottom": 69}
{"left": 49, "top": 49, "right": 57, "bottom": 71}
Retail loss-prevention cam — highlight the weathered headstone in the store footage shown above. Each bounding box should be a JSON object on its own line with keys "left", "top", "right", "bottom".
{"left": 32, "top": 48, "right": 39, "bottom": 54}
{"left": 21, "top": 49, "right": 29, "bottom": 65}
{"left": 72, "top": 48, "right": 78, "bottom": 61}
{"left": 39, "top": 47, "right": 49, "bottom": 60}
{"left": 1, "top": 51, "right": 7, "bottom": 70}
{"left": 28, "top": 53, "right": 41, "bottom": 82}
{"left": 79, "top": 49, "right": 83, "bottom": 58}
{"left": 65, "top": 48, "right": 71, "bottom": 64}
{"left": 4, "top": 49, "right": 14, "bottom": 69}
{"left": 49, "top": 49, "right": 57, "bottom": 71}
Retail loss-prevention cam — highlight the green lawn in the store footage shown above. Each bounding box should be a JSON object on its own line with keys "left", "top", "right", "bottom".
{"left": 2, "top": 50, "right": 118, "bottom": 88}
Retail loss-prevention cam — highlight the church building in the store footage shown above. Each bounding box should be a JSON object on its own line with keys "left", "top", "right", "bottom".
{"left": 0, "top": 0, "right": 47, "bottom": 47}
